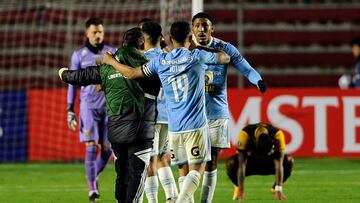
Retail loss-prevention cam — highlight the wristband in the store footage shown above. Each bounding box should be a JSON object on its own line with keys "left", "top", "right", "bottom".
{"left": 275, "top": 185, "right": 282, "bottom": 192}
{"left": 67, "top": 103, "right": 75, "bottom": 112}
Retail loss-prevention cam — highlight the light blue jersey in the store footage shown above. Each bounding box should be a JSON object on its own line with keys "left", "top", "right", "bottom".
{"left": 203, "top": 37, "right": 262, "bottom": 119}
{"left": 144, "top": 48, "right": 168, "bottom": 123}
{"left": 142, "top": 48, "right": 217, "bottom": 132}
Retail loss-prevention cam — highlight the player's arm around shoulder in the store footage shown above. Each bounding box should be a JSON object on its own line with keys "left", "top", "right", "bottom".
{"left": 58, "top": 66, "right": 102, "bottom": 85}
{"left": 216, "top": 50, "right": 230, "bottom": 64}
{"left": 196, "top": 45, "right": 230, "bottom": 65}
{"left": 103, "top": 51, "right": 145, "bottom": 79}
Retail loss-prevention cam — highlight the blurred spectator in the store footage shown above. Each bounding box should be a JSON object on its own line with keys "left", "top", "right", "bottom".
{"left": 338, "top": 38, "right": 360, "bottom": 89}
{"left": 351, "top": 38, "right": 360, "bottom": 87}
{"left": 338, "top": 74, "right": 353, "bottom": 89}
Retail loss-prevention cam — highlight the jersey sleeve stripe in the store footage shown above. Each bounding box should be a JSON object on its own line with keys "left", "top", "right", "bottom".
{"left": 141, "top": 64, "right": 152, "bottom": 77}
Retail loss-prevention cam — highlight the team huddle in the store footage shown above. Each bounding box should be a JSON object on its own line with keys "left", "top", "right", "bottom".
{"left": 59, "top": 12, "right": 293, "bottom": 203}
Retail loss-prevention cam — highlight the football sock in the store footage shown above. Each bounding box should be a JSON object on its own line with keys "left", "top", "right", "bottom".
{"left": 200, "top": 169, "right": 217, "bottom": 203}
{"left": 85, "top": 145, "right": 98, "bottom": 192}
{"left": 233, "top": 185, "right": 240, "bottom": 200}
{"left": 178, "top": 176, "right": 185, "bottom": 195}
{"left": 176, "top": 170, "right": 200, "bottom": 203}
{"left": 96, "top": 146, "right": 112, "bottom": 176}
{"left": 158, "top": 166, "right": 178, "bottom": 200}
{"left": 138, "top": 191, "right": 144, "bottom": 203}
{"left": 144, "top": 175, "right": 159, "bottom": 203}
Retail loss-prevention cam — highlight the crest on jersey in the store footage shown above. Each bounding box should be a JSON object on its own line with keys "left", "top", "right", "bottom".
{"left": 205, "top": 71, "right": 214, "bottom": 84}
{"left": 85, "top": 130, "right": 91, "bottom": 137}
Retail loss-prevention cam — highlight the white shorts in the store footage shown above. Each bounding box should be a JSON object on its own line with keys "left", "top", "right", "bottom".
{"left": 151, "top": 123, "right": 169, "bottom": 157}
{"left": 208, "top": 118, "right": 230, "bottom": 148}
{"left": 169, "top": 127, "right": 211, "bottom": 166}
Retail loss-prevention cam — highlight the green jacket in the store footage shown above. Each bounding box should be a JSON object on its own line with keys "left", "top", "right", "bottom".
{"left": 61, "top": 46, "right": 148, "bottom": 117}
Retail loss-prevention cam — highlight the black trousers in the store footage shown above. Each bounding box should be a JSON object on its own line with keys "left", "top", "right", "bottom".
{"left": 112, "top": 139, "right": 153, "bottom": 203}
{"left": 109, "top": 99, "right": 156, "bottom": 202}
{"left": 225, "top": 153, "right": 293, "bottom": 186}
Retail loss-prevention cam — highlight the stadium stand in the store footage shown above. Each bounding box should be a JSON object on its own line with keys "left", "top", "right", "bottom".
{"left": 1, "top": 0, "right": 360, "bottom": 89}
{"left": 204, "top": 0, "right": 360, "bottom": 87}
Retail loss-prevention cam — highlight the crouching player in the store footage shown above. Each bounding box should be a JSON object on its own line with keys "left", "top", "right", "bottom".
{"left": 225, "top": 123, "right": 294, "bottom": 201}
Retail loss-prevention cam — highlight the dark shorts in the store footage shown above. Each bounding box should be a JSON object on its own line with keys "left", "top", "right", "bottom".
{"left": 226, "top": 153, "right": 292, "bottom": 186}
{"left": 79, "top": 108, "right": 109, "bottom": 144}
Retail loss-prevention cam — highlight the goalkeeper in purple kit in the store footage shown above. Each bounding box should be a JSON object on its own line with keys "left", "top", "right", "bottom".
{"left": 66, "top": 18, "right": 116, "bottom": 202}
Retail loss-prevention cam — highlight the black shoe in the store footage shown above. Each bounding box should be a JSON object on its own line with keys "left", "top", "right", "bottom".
{"left": 88, "top": 191, "right": 100, "bottom": 202}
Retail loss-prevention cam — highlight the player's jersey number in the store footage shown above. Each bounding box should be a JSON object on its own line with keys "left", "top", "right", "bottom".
{"left": 168, "top": 74, "right": 189, "bottom": 102}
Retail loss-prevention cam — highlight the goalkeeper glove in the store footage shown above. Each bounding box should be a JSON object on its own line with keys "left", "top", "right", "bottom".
{"left": 58, "top": 67, "right": 69, "bottom": 80}
{"left": 257, "top": 80, "right": 267, "bottom": 93}
{"left": 67, "top": 104, "right": 77, "bottom": 131}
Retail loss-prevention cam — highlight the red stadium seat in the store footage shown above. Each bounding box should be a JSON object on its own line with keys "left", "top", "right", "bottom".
{"left": 244, "top": 31, "right": 360, "bottom": 46}
{"left": 213, "top": 32, "right": 238, "bottom": 46}
{"left": 0, "top": 8, "right": 161, "bottom": 25}
{"left": 0, "top": 54, "right": 67, "bottom": 68}
{"left": 244, "top": 53, "right": 353, "bottom": 67}
{"left": 0, "top": 32, "right": 67, "bottom": 48}
{"left": 204, "top": 9, "right": 237, "bottom": 24}
{"left": 243, "top": 8, "right": 360, "bottom": 24}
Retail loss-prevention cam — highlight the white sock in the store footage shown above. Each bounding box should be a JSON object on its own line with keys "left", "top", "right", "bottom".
{"left": 178, "top": 176, "right": 185, "bottom": 194}
{"left": 138, "top": 191, "right": 144, "bottom": 203}
{"left": 179, "top": 176, "right": 194, "bottom": 203}
{"left": 144, "top": 175, "right": 159, "bottom": 203}
{"left": 200, "top": 169, "right": 217, "bottom": 203}
{"left": 176, "top": 170, "right": 200, "bottom": 203}
{"left": 158, "top": 166, "right": 178, "bottom": 200}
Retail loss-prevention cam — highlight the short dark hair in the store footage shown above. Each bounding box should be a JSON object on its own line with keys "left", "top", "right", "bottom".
{"left": 138, "top": 18, "right": 153, "bottom": 27}
{"left": 192, "top": 12, "right": 214, "bottom": 24}
{"left": 142, "top": 21, "right": 162, "bottom": 45}
{"left": 170, "top": 21, "right": 191, "bottom": 43}
{"left": 256, "top": 133, "right": 273, "bottom": 155}
{"left": 351, "top": 38, "right": 360, "bottom": 46}
{"left": 123, "top": 27, "right": 143, "bottom": 48}
{"left": 85, "top": 18, "right": 103, "bottom": 28}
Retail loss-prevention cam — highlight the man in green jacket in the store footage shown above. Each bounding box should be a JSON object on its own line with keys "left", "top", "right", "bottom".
{"left": 59, "top": 27, "right": 160, "bottom": 203}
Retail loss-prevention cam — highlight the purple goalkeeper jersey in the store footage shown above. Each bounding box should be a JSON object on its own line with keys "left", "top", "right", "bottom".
{"left": 67, "top": 45, "right": 117, "bottom": 109}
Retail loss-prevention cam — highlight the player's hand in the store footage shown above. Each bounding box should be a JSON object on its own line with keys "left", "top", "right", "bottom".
{"left": 257, "top": 80, "right": 267, "bottom": 93}
{"left": 273, "top": 191, "right": 287, "bottom": 201}
{"left": 103, "top": 51, "right": 114, "bottom": 65}
{"left": 95, "top": 84, "right": 102, "bottom": 92}
{"left": 58, "top": 67, "right": 69, "bottom": 80}
{"left": 67, "top": 111, "right": 78, "bottom": 131}
{"left": 95, "top": 57, "right": 102, "bottom": 66}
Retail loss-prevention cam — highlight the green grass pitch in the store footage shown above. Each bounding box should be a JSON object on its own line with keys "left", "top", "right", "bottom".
{"left": 0, "top": 158, "right": 359, "bottom": 203}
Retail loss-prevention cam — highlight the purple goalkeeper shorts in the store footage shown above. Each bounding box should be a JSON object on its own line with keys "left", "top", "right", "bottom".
{"left": 79, "top": 108, "right": 109, "bottom": 144}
